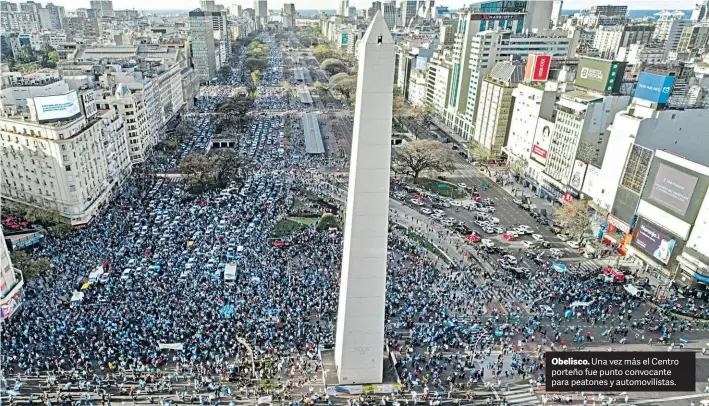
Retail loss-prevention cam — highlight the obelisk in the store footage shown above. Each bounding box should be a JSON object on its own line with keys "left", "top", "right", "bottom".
{"left": 334, "top": 11, "right": 395, "bottom": 385}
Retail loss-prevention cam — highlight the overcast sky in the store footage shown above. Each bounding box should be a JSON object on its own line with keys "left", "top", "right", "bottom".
{"left": 51, "top": 0, "right": 697, "bottom": 12}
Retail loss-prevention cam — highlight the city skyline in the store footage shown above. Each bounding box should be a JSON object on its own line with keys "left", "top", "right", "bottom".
{"left": 10, "top": 0, "right": 699, "bottom": 12}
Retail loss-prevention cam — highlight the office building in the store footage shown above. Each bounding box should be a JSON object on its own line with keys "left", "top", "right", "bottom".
{"left": 382, "top": 2, "right": 396, "bottom": 29}
{"left": 0, "top": 227, "right": 24, "bottom": 320}
{"left": 200, "top": 0, "right": 216, "bottom": 11}
{"left": 588, "top": 4, "right": 630, "bottom": 26}
{"left": 593, "top": 25, "right": 655, "bottom": 60}
{"left": 283, "top": 3, "right": 296, "bottom": 27}
{"left": 472, "top": 61, "right": 525, "bottom": 154}
{"left": 189, "top": 9, "right": 218, "bottom": 83}
{"left": 653, "top": 17, "right": 692, "bottom": 58}
{"left": 0, "top": 88, "right": 132, "bottom": 225}
{"left": 338, "top": 0, "right": 349, "bottom": 17}
{"left": 400, "top": 0, "right": 417, "bottom": 26}
{"left": 89, "top": 0, "right": 114, "bottom": 17}
{"left": 691, "top": 0, "right": 709, "bottom": 21}
{"left": 425, "top": 48, "right": 453, "bottom": 114}
{"left": 255, "top": 0, "right": 268, "bottom": 27}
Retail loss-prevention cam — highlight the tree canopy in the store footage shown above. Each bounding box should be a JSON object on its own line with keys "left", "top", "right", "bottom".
{"left": 180, "top": 150, "right": 251, "bottom": 192}
{"left": 329, "top": 72, "right": 357, "bottom": 100}
{"left": 320, "top": 58, "right": 347, "bottom": 75}
{"left": 313, "top": 45, "right": 336, "bottom": 62}
{"left": 552, "top": 199, "right": 592, "bottom": 240}
{"left": 10, "top": 251, "right": 51, "bottom": 280}
{"left": 391, "top": 140, "right": 456, "bottom": 181}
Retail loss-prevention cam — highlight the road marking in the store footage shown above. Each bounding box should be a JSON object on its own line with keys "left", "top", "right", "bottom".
{"left": 629, "top": 393, "right": 709, "bottom": 405}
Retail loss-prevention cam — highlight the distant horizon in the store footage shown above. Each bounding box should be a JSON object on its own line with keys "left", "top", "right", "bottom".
{"left": 65, "top": 6, "right": 693, "bottom": 12}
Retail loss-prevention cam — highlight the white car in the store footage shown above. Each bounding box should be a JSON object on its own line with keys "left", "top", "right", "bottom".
{"left": 518, "top": 225, "right": 533, "bottom": 233}
{"left": 513, "top": 199, "right": 523, "bottom": 205}
{"left": 493, "top": 226, "right": 505, "bottom": 233}
{"left": 421, "top": 208, "right": 432, "bottom": 215}
{"left": 507, "top": 231, "right": 519, "bottom": 238}
{"left": 532, "top": 234, "right": 544, "bottom": 241}
{"left": 486, "top": 206, "right": 496, "bottom": 212}
{"left": 556, "top": 234, "right": 569, "bottom": 242}
{"left": 490, "top": 217, "right": 500, "bottom": 224}
{"left": 549, "top": 248, "right": 562, "bottom": 257}
{"left": 483, "top": 227, "right": 495, "bottom": 234}
{"left": 481, "top": 239, "right": 494, "bottom": 247}
{"left": 522, "top": 241, "right": 536, "bottom": 249}
{"left": 432, "top": 213, "right": 444, "bottom": 219}
{"left": 566, "top": 240, "right": 580, "bottom": 249}
{"left": 433, "top": 209, "right": 444, "bottom": 215}
{"left": 457, "top": 183, "right": 468, "bottom": 189}
{"left": 503, "top": 255, "right": 518, "bottom": 265}
{"left": 410, "top": 198, "right": 425, "bottom": 206}
{"left": 450, "top": 201, "right": 462, "bottom": 207}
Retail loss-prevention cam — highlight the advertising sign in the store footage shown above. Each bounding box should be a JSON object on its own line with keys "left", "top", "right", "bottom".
{"left": 31, "top": 91, "right": 81, "bottom": 123}
{"left": 569, "top": 160, "right": 587, "bottom": 191}
{"left": 648, "top": 164, "right": 698, "bottom": 216}
{"left": 341, "top": 32, "right": 348, "bottom": 45}
{"left": 471, "top": 13, "right": 526, "bottom": 20}
{"left": 574, "top": 58, "right": 620, "bottom": 93}
{"left": 0, "top": 288, "right": 23, "bottom": 319}
{"left": 632, "top": 220, "right": 676, "bottom": 264}
{"left": 530, "top": 118, "right": 553, "bottom": 164}
{"left": 524, "top": 54, "right": 551, "bottom": 82}
{"left": 635, "top": 72, "right": 675, "bottom": 104}
{"left": 80, "top": 91, "right": 98, "bottom": 118}
{"left": 581, "top": 165, "right": 601, "bottom": 197}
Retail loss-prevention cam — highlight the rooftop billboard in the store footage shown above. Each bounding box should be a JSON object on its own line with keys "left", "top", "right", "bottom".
{"left": 635, "top": 72, "right": 674, "bottom": 104}
{"left": 530, "top": 118, "right": 553, "bottom": 165}
{"left": 30, "top": 91, "right": 82, "bottom": 123}
{"left": 524, "top": 54, "right": 551, "bottom": 82}
{"left": 574, "top": 58, "right": 623, "bottom": 94}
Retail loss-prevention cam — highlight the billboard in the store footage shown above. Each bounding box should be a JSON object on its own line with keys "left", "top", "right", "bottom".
{"left": 632, "top": 220, "right": 676, "bottom": 264}
{"left": 574, "top": 58, "right": 622, "bottom": 93}
{"left": 648, "top": 163, "right": 698, "bottom": 217}
{"left": 635, "top": 72, "right": 674, "bottom": 104}
{"left": 80, "top": 91, "right": 97, "bottom": 118}
{"left": 524, "top": 54, "right": 551, "bottom": 82}
{"left": 581, "top": 164, "right": 601, "bottom": 196}
{"left": 31, "top": 91, "right": 81, "bottom": 123}
{"left": 569, "top": 160, "right": 587, "bottom": 191}
{"left": 530, "top": 118, "right": 553, "bottom": 165}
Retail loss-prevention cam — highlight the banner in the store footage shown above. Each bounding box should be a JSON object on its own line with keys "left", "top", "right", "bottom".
{"left": 257, "top": 396, "right": 272, "bottom": 404}
{"left": 158, "top": 343, "right": 184, "bottom": 351}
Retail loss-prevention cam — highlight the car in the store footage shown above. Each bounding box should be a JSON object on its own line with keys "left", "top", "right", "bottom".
{"left": 450, "top": 200, "right": 462, "bottom": 207}
{"left": 457, "top": 183, "right": 468, "bottom": 189}
{"left": 518, "top": 225, "right": 533, "bottom": 232}
{"left": 421, "top": 208, "right": 432, "bottom": 215}
{"left": 483, "top": 227, "right": 495, "bottom": 234}
{"left": 522, "top": 241, "right": 536, "bottom": 249}
{"left": 566, "top": 240, "right": 581, "bottom": 249}
{"left": 474, "top": 220, "right": 487, "bottom": 227}
{"left": 503, "top": 255, "right": 518, "bottom": 265}
{"left": 433, "top": 209, "right": 444, "bottom": 215}
{"left": 556, "top": 234, "right": 569, "bottom": 242}
{"left": 467, "top": 233, "right": 481, "bottom": 242}
{"left": 532, "top": 234, "right": 544, "bottom": 241}
{"left": 489, "top": 217, "right": 500, "bottom": 224}
{"left": 456, "top": 226, "right": 472, "bottom": 235}
{"left": 549, "top": 248, "right": 562, "bottom": 258}
{"left": 410, "top": 198, "right": 425, "bottom": 206}
{"left": 502, "top": 232, "right": 516, "bottom": 241}
{"left": 482, "top": 198, "right": 494, "bottom": 206}
{"left": 481, "top": 239, "right": 494, "bottom": 247}
{"left": 513, "top": 198, "right": 523, "bottom": 205}
{"left": 432, "top": 213, "right": 444, "bottom": 219}
{"left": 493, "top": 226, "right": 505, "bottom": 234}
{"left": 507, "top": 231, "right": 519, "bottom": 238}
{"left": 475, "top": 206, "right": 489, "bottom": 213}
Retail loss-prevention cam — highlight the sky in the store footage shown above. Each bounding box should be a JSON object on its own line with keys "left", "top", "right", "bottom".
{"left": 49, "top": 0, "right": 697, "bottom": 12}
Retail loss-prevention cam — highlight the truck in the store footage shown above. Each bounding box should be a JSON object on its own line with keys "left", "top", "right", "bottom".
{"left": 224, "top": 262, "right": 237, "bottom": 284}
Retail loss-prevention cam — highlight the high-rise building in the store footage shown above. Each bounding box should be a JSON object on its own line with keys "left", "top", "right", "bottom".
{"left": 592, "top": 24, "right": 655, "bottom": 60}
{"left": 338, "top": 0, "right": 349, "bottom": 17}
{"left": 400, "top": 0, "right": 417, "bottom": 26}
{"left": 0, "top": 227, "right": 24, "bottom": 320}
{"left": 200, "top": 0, "right": 216, "bottom": 11}
{"left": 368, "top": 1, "right": 381, "bottom": 19}
{"left": 189, "top": 9, "right": 218, "bottom": 83}
{"left": 472, "top": 61, "right": 525, "bottom": 154}
{"left": 382, "top": 2, "right": 396, "bottom": 29}
{"left": 653, "top": 15, "right": 692, "bottom": 58}
{"left": 587, "top": 4, "right": 630, "bottom": 26}
{"left": 255, "top": 0, "right": 268, "bottom": 27}
{"left": 0, "top": 87, "right": 132, "bottom": 225}
{"left": 89, "top": 0, "right": 114, "bottom": 17}
{"left": 691, "top": 0, "right": 709, "bottom": 21}
{"left": 551, "top": 0, "right": 563, "bottom": 27}
{"left": 283, "top": 3, "right": 296, "bottom": 27}
{"left": 41, "top": 3, "right": 64, "bottom": 30}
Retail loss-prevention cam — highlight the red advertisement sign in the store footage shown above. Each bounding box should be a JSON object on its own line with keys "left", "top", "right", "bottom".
{"left": 532, "top": 145, "right": 548, "bottom": 159}
{"left": 563, "top": 193, "right": 573, "bottom": 203}
{"left": 533, "top": 55, "right": 551, "bottom": 81}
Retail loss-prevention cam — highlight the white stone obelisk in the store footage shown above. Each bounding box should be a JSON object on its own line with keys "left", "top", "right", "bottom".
{"left": 334, "top": 11, "right": 395, "bottom": 385}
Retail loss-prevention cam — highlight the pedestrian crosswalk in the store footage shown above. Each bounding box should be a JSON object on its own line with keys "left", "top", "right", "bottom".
{"left": 498, "top": 384, "right": 541, "bottom": 406}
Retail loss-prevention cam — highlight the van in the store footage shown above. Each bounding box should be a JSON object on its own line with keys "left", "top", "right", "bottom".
{"left": 539, "top": 305, "right": 554, "bottom": 318}
{"left": 624, "top": 284, "right": 647, "bottom": 298}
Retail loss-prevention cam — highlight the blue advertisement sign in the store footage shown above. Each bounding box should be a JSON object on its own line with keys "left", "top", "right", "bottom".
{"left": 635, "top": 72, "right": 674, "bottom": 104}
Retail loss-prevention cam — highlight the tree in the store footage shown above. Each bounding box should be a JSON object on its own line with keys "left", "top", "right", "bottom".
{"left": 329, "top": 73, "right": 357, "bottom": 100}
{"left": 180, "top": 151, "right": 251, "bottom": 191}
{"left": 49, "top": 223, "right": 73, "bottom": 237}
{"left": 507, "top": 158, "right": 528, "bottom": 176}
{"left": 245, "top": 57, "right": 267, "bottom": 72}
{"left": 10, "top": 251, "right": 51, "bottom": 280}
{"left": 552, "top": 199, "right": 592, "bottom": 241}
{"left": 175, "top": 120, "right": 193, "bottom": 142}
{"left": 156, "top": 140, "right": 180, "bottom": 152}
{"left": 251, "top": 70, "right": 261, "bottom": 86}
{"left": 320, "top": 58, "right": 347, "bottom": 75}
{"left": 468, "top": 142, "right": 498, "bottom": 176}
{"left": 281, "top": 81, "right": 291, "bottom": 93}
{"left": 180, "top": 154, "right": 218, "bottom": 189}
{"left": 391, "top": 140, "right": 456, "bottom": 182}
{"left": 313, "top": 44, "right": 335, "bottom": 62}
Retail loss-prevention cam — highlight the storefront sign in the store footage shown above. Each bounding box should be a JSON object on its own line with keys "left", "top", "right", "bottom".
{"left": 607, "top": 215, "right": 630, "bottom": 233}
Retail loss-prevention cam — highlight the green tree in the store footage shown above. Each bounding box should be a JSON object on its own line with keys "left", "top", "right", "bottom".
{"left": 391, "top": 140, "right": 456, "bottom": 182}
{"left": 552, "top": 199, "right": 592, "bottom": 241}
{"left": 468, "top": 142, "right": 498, "bottom": 176}
{"left": 245, "top": 57, "right": 267, "bottom": 72}
{"left": 175, "top": 120, "right": 194, "bottom": 142}
{"left": 49, "top": 223, "right": 73, "bottom": 237}
{"left": 320, "top": 58, "right": 347, "bottom": 75}
{"left": 10, "top": 251, "right": 51, "bottom": 280}
{"left": 313, "top": 44, "right": 335, "bottom": 62}
{"left": 329, "top": 72, "right": 357, "bottom": 100}
{"left": 251, "top": 70, "right": 261, "bottom": 86}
